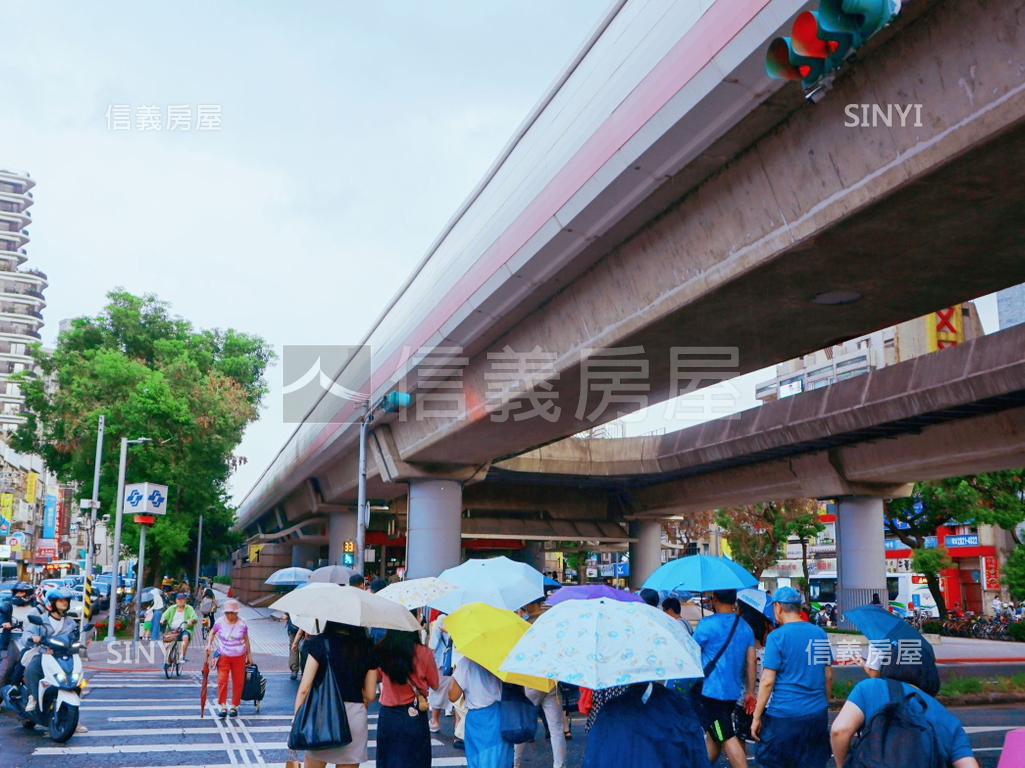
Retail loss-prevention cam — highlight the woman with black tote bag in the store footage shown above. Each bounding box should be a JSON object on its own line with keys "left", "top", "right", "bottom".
{"left": 291, "top": 622, "right": 376, "bottom": 768}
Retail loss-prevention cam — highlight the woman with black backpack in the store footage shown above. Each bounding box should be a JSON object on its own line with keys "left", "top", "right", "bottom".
{"left": 830, "top": 662, "right": 979, "bottom": 768}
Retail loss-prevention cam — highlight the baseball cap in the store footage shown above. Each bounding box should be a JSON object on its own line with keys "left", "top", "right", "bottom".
{"left": 774, "top": 586, "right": 803, "bottom": 605}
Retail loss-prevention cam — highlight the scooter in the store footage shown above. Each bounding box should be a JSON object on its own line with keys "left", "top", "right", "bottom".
{"left": 1, "top": 614, "right": 91, "bottom": 743}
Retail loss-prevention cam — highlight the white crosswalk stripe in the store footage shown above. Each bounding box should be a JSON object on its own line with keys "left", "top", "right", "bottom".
{"left": 25, "top": 670, "right": 467, "bottom": 767}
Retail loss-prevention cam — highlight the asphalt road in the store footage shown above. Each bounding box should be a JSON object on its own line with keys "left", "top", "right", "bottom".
{"left": 1, "top": 661, "right": 1018, "bottom": 767}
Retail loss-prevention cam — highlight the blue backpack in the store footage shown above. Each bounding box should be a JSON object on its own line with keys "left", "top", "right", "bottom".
{"left": 848, "top": 680, "right": 944, "bottom": 768}
{"left": 499, "top": 683, "right": 538, "bottom": 744}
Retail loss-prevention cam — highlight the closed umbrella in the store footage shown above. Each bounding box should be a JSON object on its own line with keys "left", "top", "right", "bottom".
{"left": 429, "top": 556, "right": 544, "bottom": 614}
{"left": 376, "top": 577, "right": 457, "bottom": 609}
{"left": 264, "top": 567, "right": 312, "bottom": 587}
{"left": 269, "top": 583, "right": 420, "bottom": 634}
{"left": 545, "top": 584, "right": 642, "bottom": 606}
{"left": 643, "top": 555, "right": 757, "bottom": 594}
{"left": 501, "top": 598, "right": 704, "bottom": 689}
{"left": 199, "top": 658, "right": 210, "bottom": 717}
{"left": 309, "top": 565, "right": 356, "bottom": 585}
{"left": 445, "top": 602, "right": 555, "bottom": 692}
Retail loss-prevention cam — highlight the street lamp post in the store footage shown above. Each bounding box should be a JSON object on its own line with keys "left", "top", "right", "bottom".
{"left": 106, "top": 436, "right": 150, "bottom": 642}
{"left": 79, "top": 415, "right": 105, "bottom": 635}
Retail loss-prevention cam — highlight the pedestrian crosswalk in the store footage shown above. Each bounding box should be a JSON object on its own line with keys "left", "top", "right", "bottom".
{"left": 9, "top": 668, "right": 468, "bottom": 768}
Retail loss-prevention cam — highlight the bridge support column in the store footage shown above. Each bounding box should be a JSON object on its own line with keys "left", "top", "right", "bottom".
{"left": 629, "top": 520, "right": 662, "bottom": 590}
{"left": 328, "top": 509, "right": 358, "bottom": 566}
{"left": 291, "top": 543, "right": 321, "bottom": 569}
{"left": 836, "top": 496, "right": 887, "bottom": 623}
{"left": 518, "top": 541, "right": 546, "bottom": 574}
{"left": 406, "top": 479, "right": 462, "bottom": 579}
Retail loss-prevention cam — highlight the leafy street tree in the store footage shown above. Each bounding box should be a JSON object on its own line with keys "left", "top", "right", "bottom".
{"left": 1006, "top": 546, "right": 1025, "bottom": 602}
{"left": 888, "top": 471, "right": 1025, "bottom": 618}
{"left": 715, "top": 499, "right": 823, "bottom": 582}
{"left": 13, "top": 291, "right": 274, "bottom": 582}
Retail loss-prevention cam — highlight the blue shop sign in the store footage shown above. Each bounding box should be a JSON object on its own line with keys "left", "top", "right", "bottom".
{"left": 945, "top": 534, "right": 980, "bottom": 548}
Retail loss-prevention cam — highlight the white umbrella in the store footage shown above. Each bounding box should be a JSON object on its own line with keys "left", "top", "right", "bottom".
{"left": 376, "top": 577, "right": 457, "bottom": 609}
{"left": 500, "top": 597, "right": 704, "bottom": 689}
{"left": 309, "top": 565, "right": 356, "bottom": 585}
{"left": 429, "top": 557, "right": 544, "bottom": 614}
{"left": 270, "top": 583, "right": 420, "bottom": 634}
{"left": 265, "top": 567, "right": 312, "bottom": 587}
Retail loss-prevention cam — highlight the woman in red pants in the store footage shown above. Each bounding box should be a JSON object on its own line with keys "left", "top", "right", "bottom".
{"left": 205, "top": 598, "right": 253, "bottom": 718}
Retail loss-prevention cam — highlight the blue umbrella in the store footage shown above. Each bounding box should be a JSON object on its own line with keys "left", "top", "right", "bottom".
{"left": 643, "top": 555, "right": 757, "bottom": 594}
{"left": 543, "top": 576, "right": 561, "bottom": 589}
{"left": 738, "top": 588, "right": 776, "bottom": 624}
{"left": 845, "top": 605, "right": 939, "bottom": 694}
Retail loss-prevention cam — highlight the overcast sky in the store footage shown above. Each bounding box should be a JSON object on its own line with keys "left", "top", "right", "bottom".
{"left": 1, "top": 1, "right": 609, "bottom": 501}
{"left": 1, "top": 2, "right": 1002, "bottom": 503}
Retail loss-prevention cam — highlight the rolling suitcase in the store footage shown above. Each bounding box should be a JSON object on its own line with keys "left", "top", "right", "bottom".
{"left": 242, "top": 663, "right": 267, "bottom": 711}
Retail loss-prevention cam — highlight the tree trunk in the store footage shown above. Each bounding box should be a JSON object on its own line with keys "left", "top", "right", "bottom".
{"left": 925, "top": 571, "right": 948, "bottom": 619}
{"left": 801, "top": 538, "right": 810, "bottom": 587}
{"left": 148, "top": 549, "right": 163, "bottom": 589}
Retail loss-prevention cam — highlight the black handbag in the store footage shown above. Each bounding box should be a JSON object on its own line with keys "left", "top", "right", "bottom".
{"left": 287, "top": 645, "right": 352, "bottom": 751}
{"left": 499, "top": 683, "right": 538, "bottom": 744}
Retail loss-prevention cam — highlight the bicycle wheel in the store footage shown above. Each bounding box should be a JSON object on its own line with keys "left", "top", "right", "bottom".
{"left": 175, "top": 661, "right": 183, "bottom": 678}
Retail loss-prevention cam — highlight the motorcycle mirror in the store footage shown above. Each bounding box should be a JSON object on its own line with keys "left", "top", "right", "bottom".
{"left": 26, "top": 614, "right": 43, "bottom": 626}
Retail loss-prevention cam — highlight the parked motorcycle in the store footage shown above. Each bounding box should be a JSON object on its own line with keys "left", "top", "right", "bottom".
{"left": 1, "top": 613, "right": 91, "bottom": 742}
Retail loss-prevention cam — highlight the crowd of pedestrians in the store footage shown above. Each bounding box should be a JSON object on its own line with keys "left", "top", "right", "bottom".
{"left": 280, "top": 578, "right": 982, "bottom": 768}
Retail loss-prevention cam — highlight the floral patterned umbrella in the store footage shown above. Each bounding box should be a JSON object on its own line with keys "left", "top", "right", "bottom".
{"left": 500, "top": 598, "right": 704, "bottom": 690}
{"left": 376, "top": 577, "right": 457, "bottom": 609}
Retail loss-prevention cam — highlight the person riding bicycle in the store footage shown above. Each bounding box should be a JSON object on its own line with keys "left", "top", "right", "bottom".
{"left": 22, "top": 587, "right": 78, "bottom": 712}
{"left": 161, "top": 593, "right": 198, "bottom": 662}
{"left": 198, "top": 588, "right": 217, "bottom": 630}
{"left": 1, "top": 582, "right": 35, "bottom": 653}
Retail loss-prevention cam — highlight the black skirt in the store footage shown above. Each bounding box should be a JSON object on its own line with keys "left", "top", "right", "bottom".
{"left": 375, "top": 703, "right": 431, "bottom": 768}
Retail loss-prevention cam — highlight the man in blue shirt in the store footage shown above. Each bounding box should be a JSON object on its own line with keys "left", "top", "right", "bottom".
{"left": 831, "top": 675, "right": 978, "bottom": 768}
{"left": 693, "top": 589, "right": 756, "bottom": 768}
{"left": 751, "top": 587, "right": 833, "bottom": 768}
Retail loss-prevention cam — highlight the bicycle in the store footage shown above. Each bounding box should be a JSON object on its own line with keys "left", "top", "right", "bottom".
{"left": 163, "top": 629, "right": 185, "bottom": 679}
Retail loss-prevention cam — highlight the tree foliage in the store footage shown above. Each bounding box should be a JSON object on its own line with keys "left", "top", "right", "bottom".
{"left": 715, "top": 499, "right": 823, "bottom": 580}
{"left": 13, "top": 291, "right": 274, "bottom": 582}
{"left": 1006, "top": 546, "right": 1025, "bottom": 602}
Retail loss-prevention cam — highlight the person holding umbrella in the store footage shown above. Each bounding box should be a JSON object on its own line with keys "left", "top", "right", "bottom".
{"left": 293, "top": 621, "right": 378, "bottom": 768}
{"left": 375, "top": 629, "right": 439, "bottom": 768}
{"left": 693, "top": 589, "right": 756, "bottom": 768}
{"left": 750, "top": 587, "right": 832, "bottom": 768}
{"left": 205, "top": 599, "right": 252, "bottom": 718}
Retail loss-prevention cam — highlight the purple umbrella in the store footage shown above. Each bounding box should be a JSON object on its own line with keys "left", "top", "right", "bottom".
{"left": 546, "top": 585, "right": 643, "bottom": 606}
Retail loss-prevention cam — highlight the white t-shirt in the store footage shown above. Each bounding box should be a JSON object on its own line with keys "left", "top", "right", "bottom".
{"left": 150, "top": 591, "right": 165, "bottom": 610}
{"left": 453, "top": 658, "right": 502, "bottom": 710}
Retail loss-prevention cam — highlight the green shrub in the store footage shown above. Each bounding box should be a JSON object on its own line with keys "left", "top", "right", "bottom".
{"left": 832, "top": 679, "right": 855, "bottom": 700}
{"left": 921, "top": 620, "right": 944, "bottom": 635}
{"left": 213, "top": 576, "right": 232, "bottom": 586}
{"left": 1008, "top": 623, "right": 1025, "bottom": 642}
{"left": 940, "top": 677, "right": 984, "bottom": 696}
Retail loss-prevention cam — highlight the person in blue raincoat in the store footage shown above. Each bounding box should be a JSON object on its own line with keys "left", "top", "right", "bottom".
{"left": 583, "top": 682, "right": 710, "bottom": 768}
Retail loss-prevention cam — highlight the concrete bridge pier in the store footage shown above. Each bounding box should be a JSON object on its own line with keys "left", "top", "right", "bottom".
{"left": 406, "top": 478, "right": 463, "bottom": 579}
{"left": 291, "top": 543, "right": 321, "bottom": 569}
{"left": 328, "top": 509, "right": 358, "bottom": 566}
{"left": 629, "top": 520, "right": 663, "bottom": 591}
{"left": 836, "top": 496, "right": 888, "bottom": 621}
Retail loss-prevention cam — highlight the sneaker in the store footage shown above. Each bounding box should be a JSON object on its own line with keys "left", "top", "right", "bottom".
{"left": 217, "top": 707, "right": 228, "bottom": 719}
{"left": 228, "top": 707, "right": 238, "bottom": 718}
{"left": 453, "top": 738, "right": 464, "bottom": 750}
{"left": 25, "top": 695, "right": 36, "bottom": 712}
{"left": 429, "top": 724, "right": 440, "bottom": 733}
{"left": 289, "top": 672, "right": 297, "bottom": 681}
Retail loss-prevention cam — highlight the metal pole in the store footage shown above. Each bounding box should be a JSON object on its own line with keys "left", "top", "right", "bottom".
{"left": 193, "top": 513, "right": 203, "bottom": 596}
{"left": 134, "top": 524, "right": 147, "bottom": 643}
{"left": 106, "top": 437, "right": 129, "bottom": 642}
{"left": 355, "top": 401, "right": 370, "bottom": 576}
{"left": 80, "top": 415, "right": 105, "bottom": 635}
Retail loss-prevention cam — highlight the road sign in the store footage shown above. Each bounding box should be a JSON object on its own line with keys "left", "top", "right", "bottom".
{"left": 124, "top": 483, "right": 169, "bottom": 515}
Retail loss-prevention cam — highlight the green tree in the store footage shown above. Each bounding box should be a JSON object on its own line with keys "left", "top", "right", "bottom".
{"left": 715, "top": 499, "right": 823, "bottom": 580}
{"left": 963, "top": 470, "right": 1025, "bottom": 546}
{"left": 911, "top": 547, "right": 955, "bottom": 616}
{"left": 13, "top": 290, "right": 273, "bottom": 582}
{"left": 1005, "top": 546, "right": 1025, "bottom": 601}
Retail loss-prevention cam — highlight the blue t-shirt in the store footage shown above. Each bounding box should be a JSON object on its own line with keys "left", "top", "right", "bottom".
{"left": 693, "top": 613, "right": 754, "bottom": 701}
{"left": 763, "top": 621, "right": 831, "bottom": 717}
{"left": 848, "top": 679, "right": 974, "bottom": 764}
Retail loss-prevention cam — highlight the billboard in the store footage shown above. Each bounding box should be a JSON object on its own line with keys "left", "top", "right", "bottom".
{"left": 43, "top": 495, "right": 58, "bottom": 539}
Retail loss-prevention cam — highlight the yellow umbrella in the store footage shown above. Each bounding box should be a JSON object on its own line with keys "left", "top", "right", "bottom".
{"left": 446, "top": 603, "right": 556, "bottom": 693}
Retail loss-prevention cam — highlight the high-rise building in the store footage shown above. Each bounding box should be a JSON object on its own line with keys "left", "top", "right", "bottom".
{"left": 755, "top": 302, "right": 984, "bottom": 402}
{"left": 0, "top": 170, "right": 47, "bottom": 432}
{"left": 997, "top": 284, "right": 1025, "bottom": 330}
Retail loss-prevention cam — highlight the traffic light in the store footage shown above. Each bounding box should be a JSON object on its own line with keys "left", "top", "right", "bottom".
{"left": 380, "top": 391, "right": 413, "bottom": 413}
{"left": 766, "top": 0, "right": 902, "bottom": 90}
{"left": 342, "top": 539, "right": 356, "bottom": 568}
